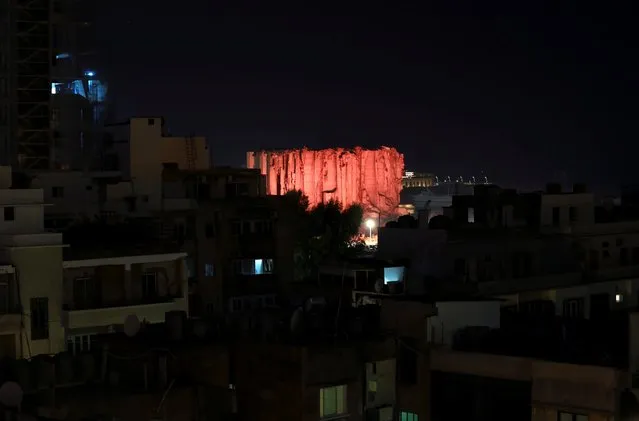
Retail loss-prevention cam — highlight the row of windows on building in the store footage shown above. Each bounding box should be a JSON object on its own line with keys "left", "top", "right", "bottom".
{"left": 70, "top": 271, "right": 165, "bottom": 310}
{"left": 320, "top": 384, "right": 418, "bottom": 421}
{"left": 506, "top": 290, "right": 628, "bottom": 320}
{"left": 198, "top": 259, "right": 274, "bottom": 278}
{"left": 229, "top": 294, "right": 276, "bottom": 312}
{"left": 173, "top": 217, "right": 272, "bottom": 242}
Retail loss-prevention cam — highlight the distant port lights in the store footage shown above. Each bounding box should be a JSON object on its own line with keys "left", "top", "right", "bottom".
{"left": 84, "top": 70, "right": 95, "bottom": 77}
{"left": 403, "top": 171, "right": 489, "bottom": 185}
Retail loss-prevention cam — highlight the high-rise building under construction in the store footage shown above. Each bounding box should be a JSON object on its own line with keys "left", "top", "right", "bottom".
{"left": 0, "top": 0, "right": 108, "bottom": 171}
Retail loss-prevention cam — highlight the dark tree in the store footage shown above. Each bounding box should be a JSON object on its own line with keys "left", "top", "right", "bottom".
{"left": 283, "top": 191, "right": 364, "bottom": 280}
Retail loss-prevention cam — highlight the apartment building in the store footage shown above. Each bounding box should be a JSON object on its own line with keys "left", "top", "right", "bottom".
{"left": 62, "top": 248, "right": 189, "bottom": 353}
{"left": 161, "top": 166, "right": 294, "bottom": 316}
{"left": 0, "top": 166, "right": 66, "bottom": 358}
{"left": 32, "top": 116, "right": 210, "bottom": 224}
{"left": 0, "top": 165, "right": 190, "bottom": 360}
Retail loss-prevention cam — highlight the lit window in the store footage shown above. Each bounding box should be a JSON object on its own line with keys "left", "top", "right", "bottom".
{"left": 319, "top": 385, "right": 347, "bottom": 419}
{"left": 205, "top": 263, "right": 214, "bottom": 277}
{"left": 401, "top": 412, "right": 418, "bottom": 421}
{"left": 368, "top": 380, "right": 377, "bottom": 392}
{"left": 234, "top": 258, "right": 274, "bottom": 275}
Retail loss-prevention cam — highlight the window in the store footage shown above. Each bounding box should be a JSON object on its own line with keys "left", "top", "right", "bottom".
{"left": 563, "top": 298, "right": 584, "bottom": 318}
{"left": 3, "top": 207, "right": 14, "bottom": 221}
{"left": 67, "top": 334, "right": 95, "bottom": 355}
{"left": 225, "top": 182, "right": 250, "bottom": 198}
{"left": 30, "top": 297, "right": 49, "bottom": 340}
{"left": 254, "top": 220, "right": 273, "bottom": 234}
{"left": 368, "top": 380, "right": 377, "bottom": 392}
{"left": 205, "top": 223, "right": 215, "bottom": 238}
{"left": 552, "top": 207, "right": 560, "bottom": 226}
{"left": 367, "top": 380, "right": 377, "bottom": 403}
{"left": 185, "top": 256, "right": 196, "bottom": 281}
{"left": 568, "top": 206, "right": 577, "bottom": 222}
{"left": 319, "top": 385, "right": 347, "bottom": 419}
{"left": 73, "top": 277, "right": 100, "bottom": 309}
{"left": 142, "top": 272, "right": 158, "bottom": 299}
{"left": 401, "top": 412, "right": 418, "bottom": 421}
{"left": 558, "top": 412, "right": 588, "bottom": 421}
{"left": 52, "top": 186, "right": 64, "bottom": 198}
{"left": 204, "top": 263, "right": 214, "bottom": 277}
{"left": 233, "top": 258, "right": 274, "bottom": 275}
{"left": 0, "top": 275, "right": 13, "bottom": 315}
{"left": 148, "top": 118, "right": 155, "bottom": 126}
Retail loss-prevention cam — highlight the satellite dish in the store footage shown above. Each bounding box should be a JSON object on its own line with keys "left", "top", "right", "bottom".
{"left": 123, "top": 314, "right": 141, "bottom": 337}
{"left": 0, "top": 381, "right": 23, "bottom": 407}
{"left": 374, "top": 278, "right": 384, "bottom": 293}
{"left": 290, "top": 307, "right": 304, "bottom": 334}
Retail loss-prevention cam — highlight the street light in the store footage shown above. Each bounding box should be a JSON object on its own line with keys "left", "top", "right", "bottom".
{"left": 365, "top": 219, "right": 376, "bottom": 238}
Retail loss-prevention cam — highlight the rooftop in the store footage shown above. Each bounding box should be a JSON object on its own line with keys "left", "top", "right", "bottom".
{"left": 449, "top": 311, "right": 629, "bottom": 369}
{"left": 61, "top": 219, "right": 182, "bottom": 261}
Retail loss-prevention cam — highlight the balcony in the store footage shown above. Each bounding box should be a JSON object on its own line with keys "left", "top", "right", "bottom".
{"left": 66, "top": 297, "right": 187, "bottom": 330}
{"left": 63, "top": 253, "right": 188, "bottom": 330}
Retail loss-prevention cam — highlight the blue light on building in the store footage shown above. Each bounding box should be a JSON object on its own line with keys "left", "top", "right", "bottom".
{"left": 84, "top": 70, "right": 95, "bottom": 77}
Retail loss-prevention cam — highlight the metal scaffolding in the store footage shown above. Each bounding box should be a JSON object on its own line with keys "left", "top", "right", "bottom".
{"left": 0, "top": 0, "right": 52, "bottom": 170}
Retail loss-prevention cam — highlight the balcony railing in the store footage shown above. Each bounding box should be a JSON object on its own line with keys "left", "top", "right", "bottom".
{"left": 65, "top": 297, "right": 188, "bottom": 330}
{"left": 63, "top": 295, "right": 182, "bottom": 312}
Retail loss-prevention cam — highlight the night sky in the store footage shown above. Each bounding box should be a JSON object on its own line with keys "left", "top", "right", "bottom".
{"left": 95, "top": 2, "right": 637, "bottom": 193}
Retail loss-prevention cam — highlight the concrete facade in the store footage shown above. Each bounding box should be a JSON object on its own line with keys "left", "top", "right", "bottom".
{"left": 33, "top": 117, "right": 210, "bottom": 222}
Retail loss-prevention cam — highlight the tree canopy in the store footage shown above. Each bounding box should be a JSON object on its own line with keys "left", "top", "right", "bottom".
{"left": 283, "top": 190, "right": 364, "bottom": 279}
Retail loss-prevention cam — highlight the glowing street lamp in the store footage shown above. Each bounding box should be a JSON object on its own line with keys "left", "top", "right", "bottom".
{"left": 365, "top": 219, "right": 376, "bottom": 238}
